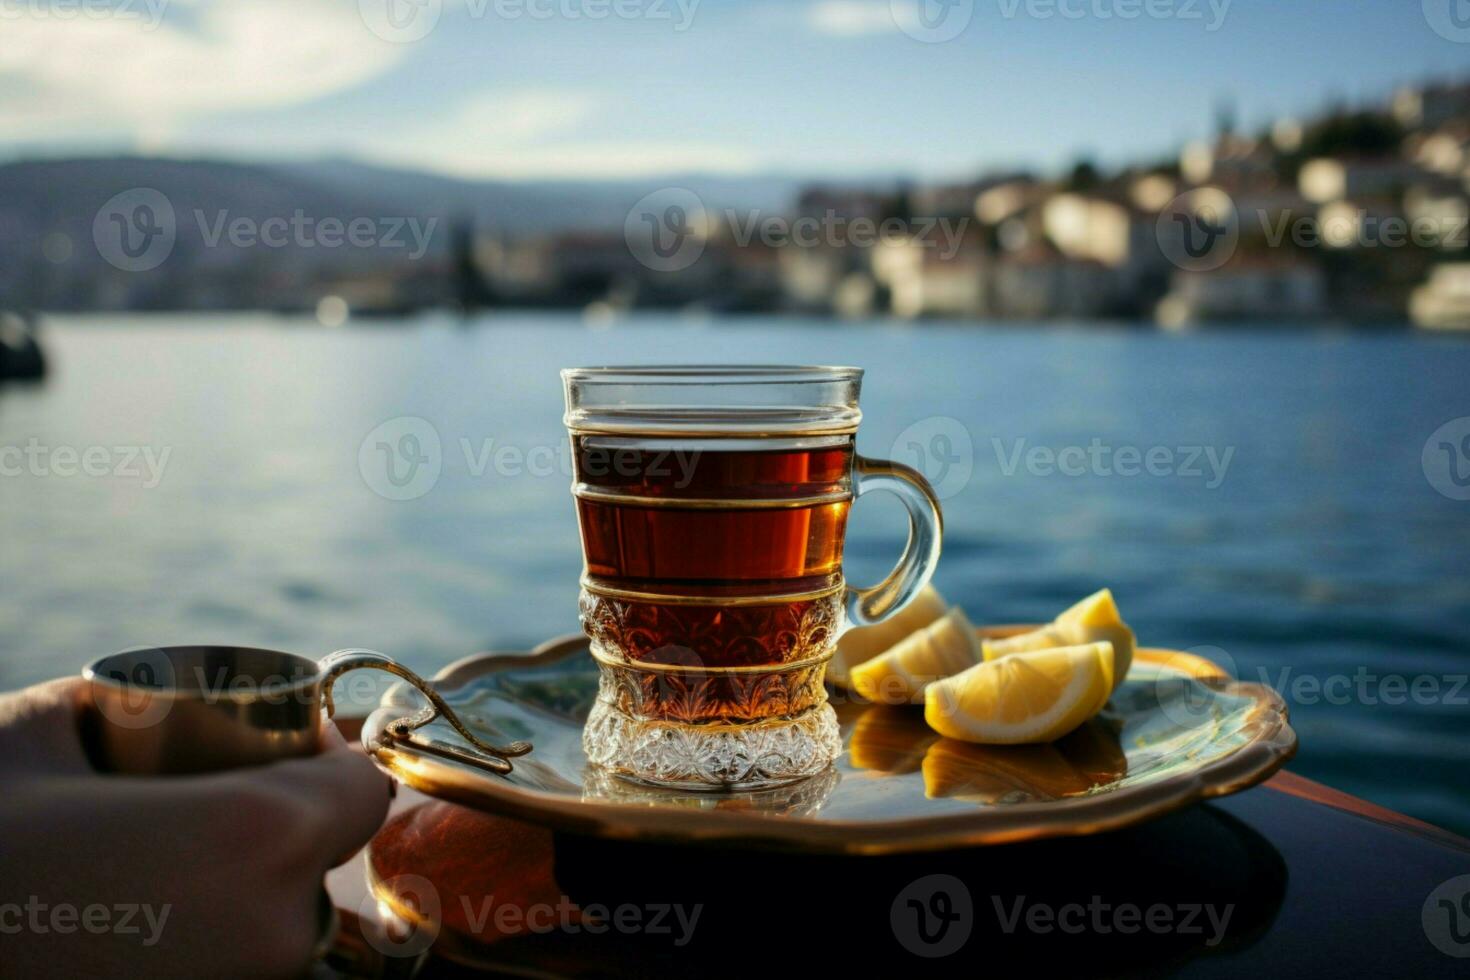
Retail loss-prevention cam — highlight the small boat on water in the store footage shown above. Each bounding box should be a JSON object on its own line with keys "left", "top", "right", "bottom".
{"left": 0, "top": 312, "right": 46, "bottom": 381}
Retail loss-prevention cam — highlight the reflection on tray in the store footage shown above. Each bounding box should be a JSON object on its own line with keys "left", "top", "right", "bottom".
{"left": 845, "top": 703, "right": 1128, "bottom": 803}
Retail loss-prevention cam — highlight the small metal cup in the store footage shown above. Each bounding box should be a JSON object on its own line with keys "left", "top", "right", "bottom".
{"left": 80, "top": 645, "right": 523, "bottom": 977}
{"left": 82, "top": 645, "right": 531, "bottom": 775}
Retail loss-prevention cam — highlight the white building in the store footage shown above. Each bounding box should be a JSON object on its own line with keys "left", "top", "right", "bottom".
{"left": 1042, "top": 194, "right": 1137, "bottom": 267}
{"left": 871, "top": 235, "right": 987, "bottom": 318}
{"left": 1316, "top": 199, "right": 1404, "bottom": 249}
{"left": 1299, "top": 158, "right": 1422, "bottom": 203}
{"left": 1394, "top": 83, "right": 1470, "bottom": 130}
{"left": 1404, "top": 189, "right": 1470, "bottom": 250}
{"left": 1041, "top": 192, "right": 1169, "bottom": 297}
{"left": 909, "top": 182, "right": 985, "bottom": 221}
{"left": 974, "top": 180, "right": 1043, "bottom": 225}
{"left": 779, "top": 245, "right": 854, "bottom": 311}
{"left": 1156, "top": 260, "right": 1328, "bottom": 328}
{"left": 990, "top": 246, "right": 1118, "bottom": 319}
{"left": 1181, "top": 135, "right": 1276, "bottom": 188}
{"left": 1410, "top": 264, "right": 1470, "bottom": 331}
{"left": 1129, "top": 173, "right": 1179, "bottom": 213}
{"left": 1409, "top": 129, "right": 1470, "bottom": 177}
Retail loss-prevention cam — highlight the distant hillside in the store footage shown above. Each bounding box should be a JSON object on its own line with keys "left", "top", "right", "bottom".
{"left": 0, "top": 155, "right": 811, "bottom": 310}
{"left": 271, "top": 159, "right": 809, "bottom": 231}
{"left": 0, "top": 155, "right": 808, "bottom": 236}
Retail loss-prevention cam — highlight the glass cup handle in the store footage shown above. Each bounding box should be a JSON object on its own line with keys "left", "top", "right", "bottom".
{"left": 846, "top": 454, "right": 945, "bottom": 628}
{"left": 317, "top": 649, "right": 532, "bottom": 775}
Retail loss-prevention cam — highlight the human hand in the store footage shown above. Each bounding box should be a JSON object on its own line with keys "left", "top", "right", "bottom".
{"left": 0, "top": 677, "right": 390, "bottom": 979}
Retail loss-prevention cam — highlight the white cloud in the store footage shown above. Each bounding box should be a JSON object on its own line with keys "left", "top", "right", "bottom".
{"left": 0, "top": 3, "right": 765, "bottom": 179}
{"left": 806, "top": 0, "right": 897, "bottom": 36}
{"left": 0, "top": 0, "right": 406, "bottom": 141}
{"left": 416, "top": 139, "right": 766, "bottom": 179}
{"left": 438, "top": 90, "right": 601, "bottom": 144}
{"left": 362, "top": 89, "right": 765, "bottom": 179}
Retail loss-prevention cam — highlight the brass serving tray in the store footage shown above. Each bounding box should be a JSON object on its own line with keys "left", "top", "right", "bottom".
{"left": 362, "top": 628, "right": 1296, "bottom": 854}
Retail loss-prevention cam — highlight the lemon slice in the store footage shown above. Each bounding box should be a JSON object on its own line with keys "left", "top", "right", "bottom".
{"left": 924, "top": 641, "right": 1115, "bottom": 744}
{"left": 981, "top": 589, "right": 1135, "bottom": 692}
{"left": 850, "top": 607, "right": 981, "bottom": 705}
{"left": 826, "top": 586, "right": 947, "bottom": 689}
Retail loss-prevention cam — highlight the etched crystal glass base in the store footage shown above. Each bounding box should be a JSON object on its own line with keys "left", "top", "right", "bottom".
{"left": 581, "top": 760, "right": 842, "bottom": 814}
{"left": 582, "top": 658, "right": 842, "bottom": 791}
{"left": 577, "top": 583, "right": 845, "bottom": 790}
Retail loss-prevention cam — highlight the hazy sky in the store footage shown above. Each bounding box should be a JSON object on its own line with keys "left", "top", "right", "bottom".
{"left": 3, "top": 0, "right": 1466, "bottom": 181}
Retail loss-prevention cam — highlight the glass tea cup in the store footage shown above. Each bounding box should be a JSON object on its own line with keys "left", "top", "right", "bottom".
{"left": 563, "top": 365, "right": 943, "bottom": 790}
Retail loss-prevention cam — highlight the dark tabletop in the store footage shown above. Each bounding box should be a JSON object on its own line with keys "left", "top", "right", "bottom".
{"left": 324, "top": 758, "right": 1470, "bottom": 978}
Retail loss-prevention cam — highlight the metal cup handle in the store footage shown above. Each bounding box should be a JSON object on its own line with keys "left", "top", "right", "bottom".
{"left": 318, "top": 649, "right": 532, "bottom": 775}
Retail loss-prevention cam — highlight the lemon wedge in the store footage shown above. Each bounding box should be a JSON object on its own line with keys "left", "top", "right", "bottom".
{"left": 982, "top": 589, "right": 1135, "bottom": 692}
{"left": 850, "top": 606, "right": 981, "bottom": 705}
{"left": 826, "top": 585, "right": 947, "bottom": 689}
{"left": 924, "top": 641, "right": 1115, "bottom": 744}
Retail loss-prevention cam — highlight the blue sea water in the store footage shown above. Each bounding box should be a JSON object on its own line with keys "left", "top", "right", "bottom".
{"left": 2, "top": 313, "right": 1467, "bottom": 833}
